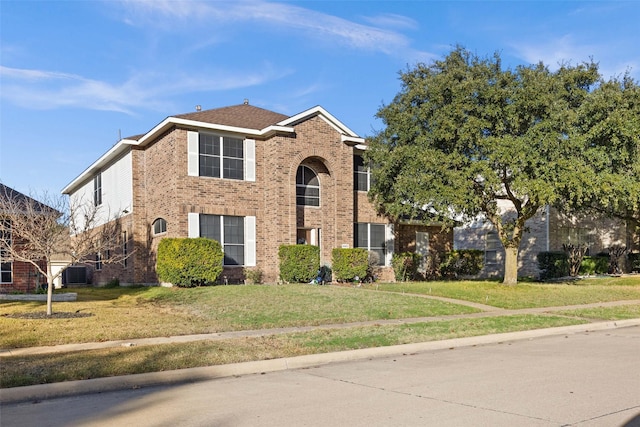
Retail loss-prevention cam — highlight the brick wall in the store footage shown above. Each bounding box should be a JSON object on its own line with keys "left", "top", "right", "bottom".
{"left": 124, "top": 115, "right": 380, "bottom": 284}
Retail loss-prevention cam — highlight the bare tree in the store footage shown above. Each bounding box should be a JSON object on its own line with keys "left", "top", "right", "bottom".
{"left": 0, "top": 184, "right": 128, "bottom": 315}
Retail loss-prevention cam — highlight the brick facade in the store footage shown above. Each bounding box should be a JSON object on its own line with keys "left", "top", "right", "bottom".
{"left": 67, "top": 104, "right": 456, "bottom": 285}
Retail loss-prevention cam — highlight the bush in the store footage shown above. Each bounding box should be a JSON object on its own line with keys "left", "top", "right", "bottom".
{"left": 392, "top": 252, "right": 422, "bottom": 281}
{"left": 332, "top": 248, "right": 369, "bottom": 282}
{"left": 156, "top": 238, "right": 224, "bottom": 287}
{"left": 579, "top": 255, "right": 609, "bottom": 276}
{"left": 243, "top": 267, "right": 263, "bottom": 284}
{"left": 278, "top": 245, "right": 320, "bottom": 283}
{"left": 629, "top": 252, "right": 640, "bottom": 272}
{"left": 537, "top": 251, "right": 569, "bottom": 280}
{"left": 439, "top": 250, "right": 484, "bottom": 278}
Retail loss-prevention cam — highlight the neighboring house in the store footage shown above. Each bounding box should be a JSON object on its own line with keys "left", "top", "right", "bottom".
{"left": 0, "top": 184, "right": 55, "bottom": 292}
{"left": 62, "top": 102, "right": 452, "bottom": 285}
{"left": 454, "top": 200, "right": 638, "bottom": 279}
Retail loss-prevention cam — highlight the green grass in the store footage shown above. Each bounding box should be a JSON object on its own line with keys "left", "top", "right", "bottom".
{"left": 0, "top": 314, "right": 585, "bottom": 388}
{"left": 373, "top": 277, "right": 640, "bottom": 309}
{"left": 1, "top": 278, "right": 639, "bottom": 388}
{"left": 0, "top": 285, "right": 478, "bottom": 348}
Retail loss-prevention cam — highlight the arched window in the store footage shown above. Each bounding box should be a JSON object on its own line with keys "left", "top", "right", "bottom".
{"left": 296, "top": 166, "right": 320, "bottom": 206}
{"left": 152, "top": 218, "right": 167, "bottom": 235}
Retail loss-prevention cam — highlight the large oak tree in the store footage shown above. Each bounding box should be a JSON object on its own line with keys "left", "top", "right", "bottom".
{"left": 367, "top": 47, "right": 612, "bottom": 285}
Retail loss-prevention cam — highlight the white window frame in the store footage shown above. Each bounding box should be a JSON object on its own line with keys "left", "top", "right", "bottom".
{"left": 188, "top": 213, "right": 256, "bottom": 267}
{"left": 296, "top": 165, "right": 320, "bottom": 207}
{"left": 0, "top": 220, "right": 12, "bottom": 284}
{"left": 354, "top": 223, "right": 394, "bottom": 266}
{"left": 187, "top": 131, "right": 255, "bottom": 182}
{"left": 93, "top": 173, "right": 102, "bottom": 206}
{"left": 354, "top": 155, "right": 371, "bottom": 192}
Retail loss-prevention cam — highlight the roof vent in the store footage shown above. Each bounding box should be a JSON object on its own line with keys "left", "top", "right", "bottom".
{"left": 195, "top": 105, "right": 201, "bottom": 112}
{"left": 243, "top": 99, "right": 249, "bottom": 105}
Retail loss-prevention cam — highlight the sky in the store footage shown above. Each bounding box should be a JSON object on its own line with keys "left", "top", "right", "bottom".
{"left": 1, "top": 0, "right": 639, "bottom": 198}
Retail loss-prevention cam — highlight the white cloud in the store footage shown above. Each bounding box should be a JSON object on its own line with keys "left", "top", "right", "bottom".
{"left": 0, "top": 64, "right": 291, "bottom": 114}
{"left": 117, "top": 0, "right": 415, "bottom": 55}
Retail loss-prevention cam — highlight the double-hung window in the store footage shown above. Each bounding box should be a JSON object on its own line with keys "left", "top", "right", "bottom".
{"left": 93, "top": 173, "right": 102, "bottom": 206}
{"left": 296, "top": 166, "right": 320, "bottom": 206}
{"left": 0, "top": 220, "right": 12, "bottom": 283}
{"left": 193, "top": 214, "right": 256, "bottom": 267}
{"left": 354, "top": 155, "right": 371, "bottom": 192}
{"left": 354, "top": 223, "right": 387, "bottom": 266}
{"left": 485, "top": 231, "right": 500, "bottom": 265}
{"left": 198, "top": 134, "right": 244, "bottom": 180}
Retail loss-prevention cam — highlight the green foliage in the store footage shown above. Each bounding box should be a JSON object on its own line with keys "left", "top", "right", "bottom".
{"left": 579, "top": 256, "right": 609, "bottom": 276}
{"left": 243, "top": 267, "right": 263, "bottom": 284}
{"left": 629, "top": 253, "right": 640, "bottom": 272}
{"left": 391, "top": 252, "right": 422, "bottom": 281}
{"left": 156, "top": 238, "right": 223, "bottom": 287}
{"left": 332, "top": 248, "right": 369, "bottom": 282}
{"left": 278, "top": 245, "right": 320, "bottom": 283}
{"left": 439, "top": 250, "right": 484, "bottom": 278}
{"left": 365, "top": 45, "right": 635, "bottom": 285}
{"left": 537, "top": 252, "right": 569, "bottom": 280}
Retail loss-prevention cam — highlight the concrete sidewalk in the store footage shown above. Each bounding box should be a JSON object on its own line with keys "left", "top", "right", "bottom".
{"left": 2, "top": 296, "right": 640, "bottom": 405}
{"left": 2, "top": 298, "right": 639, "bottom": 358}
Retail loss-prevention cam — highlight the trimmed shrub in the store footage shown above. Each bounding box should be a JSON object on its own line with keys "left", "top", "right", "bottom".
{"left": 332, "top": 248, "right": 369, "bottom": 282}
{"left": 579, "top": 255, "right": 609, "bottom": 276}
{"left": 537, "top": 251, "right": 569, "bottom": 280}
{"left": 392, "top": 252, "right": 422, "bottom": 281}
{"left": 278, "top": 245, "right": 320, "bottom": 283}
{"left": 439, "top": 250, "right": 484, "bottom": 278}
{"left": 156, "top": 238, "right": 223, "bottom": 287}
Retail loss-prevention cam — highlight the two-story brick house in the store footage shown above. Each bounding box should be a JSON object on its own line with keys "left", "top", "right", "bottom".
{"left": 62, "top": 102, "right": 452, "bottom": 285}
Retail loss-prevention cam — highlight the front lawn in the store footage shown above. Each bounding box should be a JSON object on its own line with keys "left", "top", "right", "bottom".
{"left": 373, "top": 276, "right": 640, "bottom": 309}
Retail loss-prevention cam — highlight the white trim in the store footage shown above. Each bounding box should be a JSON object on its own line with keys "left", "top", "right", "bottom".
{"left": 188, "top": 213, "right": 199, "bottom": 238}
{"left": 244, "top": 216, "right": 256, "bottom": 267}
{"left": 279, "top": 106, "right": 359, "bottom": 137}
{"left": 187, "top": 131, "right": 199, "bottom": 177}
{"left": 244, "top": 139, "right": 256, "bottom": 182}
{"left": 385, "top": 224, "right": 395, "bottom": 266}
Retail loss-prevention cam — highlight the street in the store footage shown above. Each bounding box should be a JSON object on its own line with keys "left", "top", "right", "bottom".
{"left": 2, "top": 326, "right": 639, "bottom": 426}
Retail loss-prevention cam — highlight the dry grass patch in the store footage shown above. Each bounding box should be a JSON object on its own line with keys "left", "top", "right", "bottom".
{"left": 1, "top": 314, "right": 585, "bottom": 388}
{"left": 0, "top": 285, "right": 477, "bottom": 349}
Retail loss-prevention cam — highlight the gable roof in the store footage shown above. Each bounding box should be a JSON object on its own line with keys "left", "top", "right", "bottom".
{"left": 174, "top": 104, "right": 289, "bottom": 130}
{"left": 62, "top": 103, "right": 365, "bottom": 194}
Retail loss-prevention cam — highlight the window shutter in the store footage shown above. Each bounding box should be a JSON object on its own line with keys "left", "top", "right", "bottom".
{"left": 244, "top": 139, "right": 256, "bottom": 182}
{"left": 187, "top": 131, "right": 199, "bottom": 177}
{"left": 385, "top": 223, "right": 395, "bottom": 266}
{"left": 188, "top": 213, "right": 200, "bottom": 238}
{"left": 244, "top": 216, "right": 256, "bottom": 266}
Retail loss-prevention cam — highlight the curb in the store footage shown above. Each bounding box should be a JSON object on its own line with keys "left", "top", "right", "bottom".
{"left": 2, "top": 318, "right": 639, "bottom": 405}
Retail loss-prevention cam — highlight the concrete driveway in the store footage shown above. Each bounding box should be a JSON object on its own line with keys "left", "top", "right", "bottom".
{"left": 2, "top": 325, "right": 639, "bottom": 427}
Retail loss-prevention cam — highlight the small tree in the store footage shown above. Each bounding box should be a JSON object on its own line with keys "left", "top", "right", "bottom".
{"left": 562, "top": 243, "right": 588, "bottom": 277}
{"left": 0, "top": 184, "right": 128, "bottom": 315}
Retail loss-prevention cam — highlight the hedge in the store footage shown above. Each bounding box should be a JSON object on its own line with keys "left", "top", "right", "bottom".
{"left": 439, "top": 250, "right": 484, "bottom": 278}
{"left": 278, "top": 245, "right": 320, "bottom": 283}
{"left": 332, "top": 248, "right": 369, "bottom": 282}
{"left": 391, "top": 252, "right": 422, "bottom": 282}
{"left": 156, "top": 237, "right": 224, "bottom": 287}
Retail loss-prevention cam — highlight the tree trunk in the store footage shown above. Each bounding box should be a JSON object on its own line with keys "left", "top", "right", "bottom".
{"left": 502, "top": 246, "right": 519, "bottom": 285}
{"left": 46, "top": 262, "right": 53, "bottom": 316}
